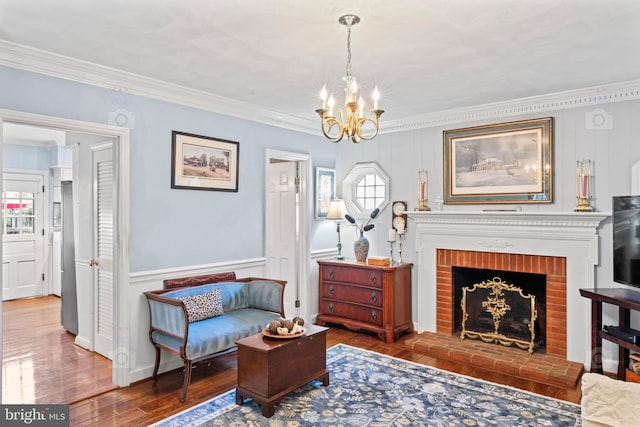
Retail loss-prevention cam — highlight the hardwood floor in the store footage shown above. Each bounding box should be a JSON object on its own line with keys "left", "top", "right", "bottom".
{"left": 2, "top": 295, "right": 115, "bottom": 404}
{"left": 3, "top": 296, "right": 583, "bottom": 426}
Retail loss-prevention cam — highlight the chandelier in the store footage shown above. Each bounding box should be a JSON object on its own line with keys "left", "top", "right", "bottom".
{"left": 316, "top": 15, "right": 384, "bottom": 143}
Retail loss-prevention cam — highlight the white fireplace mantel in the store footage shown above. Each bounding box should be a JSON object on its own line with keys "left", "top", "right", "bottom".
{"left": 407, "top": 210, "right": 610, "bottom": 367}
{"left": 408, "top": 211, "right": 609, "bottom": 229}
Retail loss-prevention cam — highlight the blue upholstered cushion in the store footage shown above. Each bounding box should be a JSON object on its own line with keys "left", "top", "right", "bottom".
{"left": 151, "top": 308, "right": 280, "bottom": 360}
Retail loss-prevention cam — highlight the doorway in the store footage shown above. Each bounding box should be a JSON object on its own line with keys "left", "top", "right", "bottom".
{"left": 265, "top": 150, "right": 311, "bottom": 322}
{"left": 2, "top": 171, "right": 46, "bottom": 301}
{"left": 0, "top": 109, "right": 131, "bottom": 391}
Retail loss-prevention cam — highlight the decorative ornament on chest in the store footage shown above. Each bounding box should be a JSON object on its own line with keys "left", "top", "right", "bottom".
{"left": 345, "top": 208, "right": 380, "bottom": 263}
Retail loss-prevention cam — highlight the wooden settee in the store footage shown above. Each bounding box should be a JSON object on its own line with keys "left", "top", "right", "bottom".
{"left": 143, "top": 272, "right": 286, "bottom": 401}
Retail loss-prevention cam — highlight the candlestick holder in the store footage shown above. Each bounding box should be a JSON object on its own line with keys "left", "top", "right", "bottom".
{"left": 388, "top": 240, "right": 395, "bottom": 266}
{"left": 397, "top": 232, "right": 404, "bottom": 264}
{"left": 416, "top": 169, "right": 431, "bottom": 211}
{"left": 575, "top": 159, "right": 594, "bottom": 212}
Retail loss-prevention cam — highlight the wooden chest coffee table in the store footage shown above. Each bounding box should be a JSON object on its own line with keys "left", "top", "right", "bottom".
{"left": 235, "top": 324, "right": 329, "bottom": 417}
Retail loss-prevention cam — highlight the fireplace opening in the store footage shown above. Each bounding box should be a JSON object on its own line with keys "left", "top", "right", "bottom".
{"left": 453, "top": 266, "right": 546, "bottom": 352}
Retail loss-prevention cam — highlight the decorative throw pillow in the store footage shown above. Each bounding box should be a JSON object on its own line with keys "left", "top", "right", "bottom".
{"left": 177, "top": 288, "right": 224, "bottom": 322}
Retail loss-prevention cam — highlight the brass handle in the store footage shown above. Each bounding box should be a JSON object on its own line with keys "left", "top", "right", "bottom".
{"left": 371, "top": 292, "right": 377, "bottom": 303}
{"left": 329, "top": 268, "right": 335, "bottom": 278}
{"left": 371, "top": 311, "right": 377, "bottom": 321}
{"left": 89, "top": 259, "right": 98, "bottom": 267}
{"left": 371, "top": 273, "right": 377, "bottom": 283}
{"left": 329, "top": 303, "right": 335, "bottom": 313}
{"left": 329, "top": 286, "right": 335, "bottom": 296}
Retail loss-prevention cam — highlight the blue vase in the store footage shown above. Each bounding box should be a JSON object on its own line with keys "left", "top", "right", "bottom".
{"left": 354, "top": 234, "right": 369, "bottom": 263}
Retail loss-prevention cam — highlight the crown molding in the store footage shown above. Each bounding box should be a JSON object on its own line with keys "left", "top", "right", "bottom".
{"left": 0, "top": 40, "right": 319, "bottom": 135}
{"left": 381, "top": 80, "right": 640, "bottom": 133}
{"left": 2, "top": 39, "right": 640, "bottom": 136}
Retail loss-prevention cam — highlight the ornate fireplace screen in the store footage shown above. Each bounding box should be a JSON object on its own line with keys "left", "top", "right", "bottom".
{"left": 460, "top": 277, "right": 537, "bottom": 354}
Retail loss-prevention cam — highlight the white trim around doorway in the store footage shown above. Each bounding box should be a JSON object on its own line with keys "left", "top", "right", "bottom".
{"left": 0, "top": 109, "right": 131, "bottom": 387}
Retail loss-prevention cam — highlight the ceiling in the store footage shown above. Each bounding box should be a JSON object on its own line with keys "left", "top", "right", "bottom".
{"left": 1, "top": 0, "right": 640, "bottom": 127}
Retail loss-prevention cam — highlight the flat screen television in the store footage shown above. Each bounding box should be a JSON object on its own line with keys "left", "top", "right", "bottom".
{"left": 613, "top": 195, "right": 640, "bottom": 288}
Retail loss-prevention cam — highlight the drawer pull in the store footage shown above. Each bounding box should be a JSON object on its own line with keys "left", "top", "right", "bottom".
{"left": 329, "top": 286, "right": 335, "bottom": 296}
{"left": 329, "top": 268, "right": 335, "bottom": 278}
{"left": 329, "top": 303, "right": 335, "bottom": 313}
{"left": 371, "top": 273, "right": 377, "bottom": 283}
{"left": 371, "top": 292, "right": 377, "bottom": 303}
{"left": 371, "top": 311, "right": 377, "bottom": 321}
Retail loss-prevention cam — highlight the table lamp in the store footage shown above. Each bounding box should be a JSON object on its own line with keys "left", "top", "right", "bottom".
{"left": 326, "top": 199, "right": 347, "bottom": 259}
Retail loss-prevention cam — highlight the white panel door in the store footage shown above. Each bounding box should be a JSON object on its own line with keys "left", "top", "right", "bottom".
{"left": 2, "top": 172, "right": 45, "bottom": 301}
{"left": 92, "top": 144, "right": 113, "bottom": 359}
{"left": 267, "top": 161, "right": 298, "bottom": 317}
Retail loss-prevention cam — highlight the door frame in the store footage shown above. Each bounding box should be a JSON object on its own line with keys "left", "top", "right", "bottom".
{"left": 0, "top": 109, "right": 131, "bottom": 388}
{"left": 264, "top": 149, "right": 311, "bottom": 322}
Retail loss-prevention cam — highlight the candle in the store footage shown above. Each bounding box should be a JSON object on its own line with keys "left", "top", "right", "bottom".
{"left": 372, "top": 86, "right": 380, "bottom": 110}
{"left": 388, "top": 229, "right": 396, "bottom": 242}
{"left": 320, "top": 85, "right": 328, "bottom": 109}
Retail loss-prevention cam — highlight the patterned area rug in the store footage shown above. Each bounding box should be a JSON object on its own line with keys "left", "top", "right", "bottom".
{"left": 153, "top": 344, "right": 581, "bottom": 426}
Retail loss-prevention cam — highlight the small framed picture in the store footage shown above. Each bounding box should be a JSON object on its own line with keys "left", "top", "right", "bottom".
{"left": 315, "top": 167, "right": 335, "bottom": 219}
{"left": 171, "top": 131, "right": 239, "bottom": 192}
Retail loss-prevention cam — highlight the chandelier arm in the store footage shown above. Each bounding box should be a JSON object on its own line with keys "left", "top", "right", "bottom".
{"left": 354, "top": 117, "right": 381, "bottom": 141}
{"left": 321, "top": 116, "right": 345, "bottom": 143}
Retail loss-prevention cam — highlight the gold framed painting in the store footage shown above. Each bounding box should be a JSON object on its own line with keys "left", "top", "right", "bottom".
{"left": 443, "top": 117, "right": 553, "bottom": 204}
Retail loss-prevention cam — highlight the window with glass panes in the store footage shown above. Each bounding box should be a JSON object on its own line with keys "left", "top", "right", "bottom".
{"left": 2, "top": 191, "right": 35, "bottom": 235}
{"left": 355, "top": 173, "right": 385, "bottom": 211}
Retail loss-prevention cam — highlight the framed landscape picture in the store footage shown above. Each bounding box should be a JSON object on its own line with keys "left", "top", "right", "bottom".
{"left": 315, "top": 167, "right": 335, "bottom": 219}
{"left": 171, "top": 131, "right": 239, "bottom": 192}
{"left": 443, "top": 117, "right": 553, "bottom": 204}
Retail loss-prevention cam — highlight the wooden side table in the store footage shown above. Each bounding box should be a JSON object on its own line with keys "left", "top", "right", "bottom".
{"left": 580, "top": 287, "right": 640, "bottom": 379}
{"left": 235, "top": 324, "right": 329, "bottom": 417}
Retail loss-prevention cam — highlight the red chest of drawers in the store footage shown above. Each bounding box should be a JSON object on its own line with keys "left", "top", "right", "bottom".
{"left": 317, "top": 260, "right": 413, "bottom": 343}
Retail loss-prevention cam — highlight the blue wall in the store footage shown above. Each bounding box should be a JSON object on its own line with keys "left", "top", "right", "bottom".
{"left": 0, "top": 65, "right": 339, "bottom": 272}
{"left": 3, "top": 143, "right": 51, "bottom": 171}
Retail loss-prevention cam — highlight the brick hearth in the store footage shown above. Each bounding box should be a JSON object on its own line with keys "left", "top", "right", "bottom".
{"left": 436, "top": 249, "right": 567, "bottom": 358}
{"left": 404, "top": 332, "right": 583, "bottom": 389}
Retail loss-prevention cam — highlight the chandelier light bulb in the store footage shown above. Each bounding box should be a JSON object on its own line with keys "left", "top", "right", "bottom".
{"left": 327, "top": 94, "right": 335, "bottom": 108}
{"left": 358, "top": 97, "right": 365, "bottom": 118}
{"left": 319, "top": 85, "right": 328, "bottom": 110}
{"left": 327, "top": 94, "right": 335, "bottom": 116}
{"left": 372, "top": 86, "right": 380, "bottom": 110}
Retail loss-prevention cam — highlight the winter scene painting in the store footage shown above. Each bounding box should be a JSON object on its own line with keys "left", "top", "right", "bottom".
{"left": 444, "top": 118, "right": 552, "bottom": 204}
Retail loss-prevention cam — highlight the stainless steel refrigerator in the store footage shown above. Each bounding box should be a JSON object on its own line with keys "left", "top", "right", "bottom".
{"left": 60, "top": 180, "right": 78, "bottom": 335}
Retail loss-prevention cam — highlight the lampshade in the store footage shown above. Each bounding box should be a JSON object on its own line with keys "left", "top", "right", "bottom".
{"left": 326, "top": 199, "right": 346, "bottom": 221}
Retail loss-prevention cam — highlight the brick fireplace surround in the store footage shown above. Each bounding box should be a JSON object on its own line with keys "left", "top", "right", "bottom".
{"left": 406, "top": 211, "right": 609, "bottom": 369}
{"left": 437, "top": 249, "right": 567, "bottom": 357}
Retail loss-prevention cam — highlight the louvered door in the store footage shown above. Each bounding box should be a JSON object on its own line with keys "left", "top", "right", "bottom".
{"left": 92, "top": 144, "right": 113, "bottom": 359}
